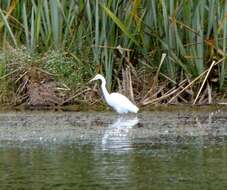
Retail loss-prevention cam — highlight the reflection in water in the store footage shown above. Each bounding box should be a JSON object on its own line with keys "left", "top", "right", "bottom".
{"left": 95, "top": 116, "right": 139, "bottom": 188}
{"left": 195, "top": 111, "right": 218, "bottom": 128}
{"left": 101, "top": 116, "right": 139, "bottom": 152}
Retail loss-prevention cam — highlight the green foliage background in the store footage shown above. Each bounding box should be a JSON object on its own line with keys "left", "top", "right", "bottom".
{"left": 0, "top": 0, "right": 227, "bottom": 104}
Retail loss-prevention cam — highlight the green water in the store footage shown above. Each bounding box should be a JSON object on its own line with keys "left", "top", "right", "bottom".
{"left": 0, "top": 109, "right": 227, "bottom": 189}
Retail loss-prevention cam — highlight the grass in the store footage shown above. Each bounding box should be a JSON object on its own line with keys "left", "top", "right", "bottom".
{"left": 0, "top": 47, "right": 94, "bottom": 105}
{"left": 0, "top": 0, "right": 227, "bottom": 106}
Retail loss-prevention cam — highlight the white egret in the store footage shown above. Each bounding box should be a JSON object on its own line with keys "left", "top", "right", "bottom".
{"left": 90, "top": 74, "right": 139, "bottom": 114}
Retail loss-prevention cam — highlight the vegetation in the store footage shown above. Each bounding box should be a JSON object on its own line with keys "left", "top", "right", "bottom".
{"left": 0, "top": 0, "right": 227, "bottom": 107}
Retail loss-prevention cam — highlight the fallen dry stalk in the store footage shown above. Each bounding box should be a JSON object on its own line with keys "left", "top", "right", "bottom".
{"left": 142, "top": 85, "right": 166, "bottom": 105}
{"left": 0, "top": 68, "right": 21, "bottom": 80}
{"left": 142, "top": 53, "right": 167, "bottom": 101}
{"left": 193, "top": 60, "right": 216, "bottom": 105}
{"left": 144, "top": 88, "right": 179, "bottom": 105}
{"left": 60, "top": 87, "right": 91, "bottom": 105}
{"left": 168, "top": 58, "right": 225, "bottom": 104}
{"left": 142, "top": 79, "right": 188, "bottom": 105}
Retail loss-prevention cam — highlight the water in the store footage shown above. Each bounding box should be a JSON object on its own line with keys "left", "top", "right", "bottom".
{"left": 0, "top": 108, "right": 227, "bottom": 189}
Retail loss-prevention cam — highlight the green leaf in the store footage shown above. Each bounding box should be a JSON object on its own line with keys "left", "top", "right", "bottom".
{"left": 101, "top": 3, "right": 140, "bottom": 47}
{"left": 0, "top": 8, "right": 17, "bottom": 47}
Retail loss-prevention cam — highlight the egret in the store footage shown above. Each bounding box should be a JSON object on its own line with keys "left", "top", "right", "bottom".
{"left": 90, "top": 74, "right": 139, "bottom": 114}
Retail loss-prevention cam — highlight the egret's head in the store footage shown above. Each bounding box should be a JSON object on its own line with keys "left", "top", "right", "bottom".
{"left": 89, "top": 74, "right": 104, "bottom": 82}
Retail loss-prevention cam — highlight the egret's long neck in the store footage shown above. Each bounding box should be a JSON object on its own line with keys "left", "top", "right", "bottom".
{"left": 100, "top": 78, "right": 110, "bottom": 101}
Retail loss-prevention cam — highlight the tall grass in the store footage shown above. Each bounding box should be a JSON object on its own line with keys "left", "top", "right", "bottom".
{"left": 0, "top": 0, "right": 227, "bottom": 104}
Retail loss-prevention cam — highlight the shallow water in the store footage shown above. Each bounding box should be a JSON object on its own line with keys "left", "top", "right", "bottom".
{"left": 0, "top": 108, "right": 227, "bottom": 189}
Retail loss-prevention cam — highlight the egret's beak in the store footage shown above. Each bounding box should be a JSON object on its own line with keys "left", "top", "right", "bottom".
{"left": 89, "top": 77, "right": 96, "bottom": 83}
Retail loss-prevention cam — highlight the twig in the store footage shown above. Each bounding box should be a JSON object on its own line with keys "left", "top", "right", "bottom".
{"left": 16, "top": 78, "right": 28, "bottom": 95}
{"left": 169, "top": 58, "right": 225, "bottom": 103}
{"left": 60, "top": 88, "right": 91, "bottom": 105}
{"left": 154, "top": 53, "right": 167, "bottom": 83}
{"left": 15, "top": 71, "right": 28, "bottom": 83}
{"left": 142, "top": 85, "right": 166, "bottom": 105}
{"left": 144, "top": 88, "right": 179, "bottom": 105}
{"left": 143, "top": 79, "right": 188, "bottom": 105}
{"left": 0, "top": 68, "right": 21, "bottom": 80}
{"left": 142, "top": 53, "right": 167, "bottom": 100}
{"left": 193, "top": 60, "right": 216, "bottom": 104}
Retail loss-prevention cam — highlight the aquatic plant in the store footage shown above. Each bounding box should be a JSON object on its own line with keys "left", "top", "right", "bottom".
{"left": 0, "top": 0, "right": 227, "bottom": 106}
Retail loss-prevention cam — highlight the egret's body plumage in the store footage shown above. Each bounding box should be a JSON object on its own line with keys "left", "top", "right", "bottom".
{"left": 90, "top": 74, "right": 139, "bottom": 114}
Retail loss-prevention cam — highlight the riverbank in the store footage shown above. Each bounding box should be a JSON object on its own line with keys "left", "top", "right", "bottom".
{"left": 1, "top": 1, "right": 227, "bottom": 108}
{"left": 1, "top": 48, "right": 227, "bottom": 108}
{"left": 1, "top": 3, "right": 226, "bottom": 124}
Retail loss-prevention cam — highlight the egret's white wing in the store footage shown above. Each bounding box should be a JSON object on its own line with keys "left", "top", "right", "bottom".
{"left": 108, "top": 93, "right": 139, "bottom": 113}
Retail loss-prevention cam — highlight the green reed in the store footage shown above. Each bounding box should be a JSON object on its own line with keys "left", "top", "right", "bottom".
{"left": 0, "top": 0, "right": 227, "bottom": 91}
